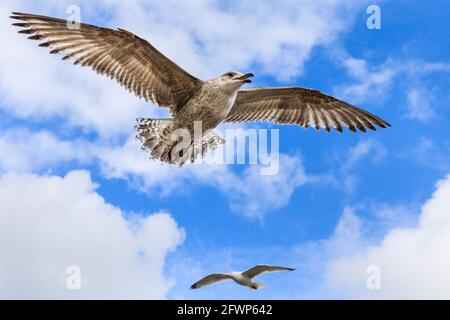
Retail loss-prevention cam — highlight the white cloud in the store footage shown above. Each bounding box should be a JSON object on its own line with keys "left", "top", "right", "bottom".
{"left": 329, "top": 138, "right": 387, "bottom": 194}
{"left": 344, "top": 138, "right": 387, "bottom": 172}
{"left": 97, "top": 136, "right": 309, "bottom": 219}
{"left": 336, "top": 57, "right": 396, "bottom": 104}
{"left": 0, "top": 170, "right": 185, "bottom": 299}
{"left": 0, "top": 129, "right": 93, "bottom": 173}
{"left": 97, "top": 0, "right": 366, "bottom": 80}
{"left": 215, "top": 159, "right": 309, "bottom": 217}
{"left": 0, "top": 128, "right": 309, "bottom": 219}
{"left": 405, "top": 137, "right": 450, "bottom": 172}
{"left": 335, "top": 57, "right": 450, "bottom": 118}
{"left": 406, "top": 88, "right": 436, "bottom": 122}
{"left": 326, "top": 174, "right": 450, "bottom": 299}
{"left": 205, "top": 154, "right": 308, "bottom": 219}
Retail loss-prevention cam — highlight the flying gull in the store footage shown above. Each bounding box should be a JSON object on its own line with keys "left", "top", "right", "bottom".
{"left": 11, "top": 12, "right": 391, "bottom": 166}
{"left": 190, "top": 265, "right": 295, "bottom": 290}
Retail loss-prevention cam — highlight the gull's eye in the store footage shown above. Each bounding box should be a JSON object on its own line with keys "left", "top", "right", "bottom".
{"left": 226, "top": 72, "right": 234, "bottom": 78}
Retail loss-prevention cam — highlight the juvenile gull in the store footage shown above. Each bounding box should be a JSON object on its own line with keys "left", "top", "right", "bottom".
{"left": 11, "top": 12, "right": 391, "bottom": 166}
{"left": 190, "top": 265, "right": 295, "bottom": 290}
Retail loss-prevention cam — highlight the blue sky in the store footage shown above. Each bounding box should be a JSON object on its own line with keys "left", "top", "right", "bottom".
{"left": 1, "top": 0, "right": 450, "bottom": 299}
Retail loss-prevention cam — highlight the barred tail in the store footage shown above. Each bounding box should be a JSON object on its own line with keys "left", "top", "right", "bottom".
{"left": 135, "top": 118, "right": 225, "bottom": 166}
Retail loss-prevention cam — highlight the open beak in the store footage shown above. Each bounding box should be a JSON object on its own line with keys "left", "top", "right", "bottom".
{"left": 236, "top": 73, "right": 254, "bottom": 83}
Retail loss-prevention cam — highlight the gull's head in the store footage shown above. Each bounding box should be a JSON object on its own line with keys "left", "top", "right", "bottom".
{"left": 213, "top": 71, "right": 254, "bottom": 93}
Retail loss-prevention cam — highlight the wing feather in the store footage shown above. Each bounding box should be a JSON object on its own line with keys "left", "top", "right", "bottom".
{"left": 242, "top": 265, "right": 295, "bottom": 279}
{"left": 11, "top": 12, "right": 202, "bottom": 114}
{"left": 190, "top": 274, "right": 233, "bottom": 290}
{"left": 226, "top": 87, "right": 391, "bottom": 133}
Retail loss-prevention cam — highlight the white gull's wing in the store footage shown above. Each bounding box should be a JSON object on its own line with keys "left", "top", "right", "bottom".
{"left": 190, "top": 273, "right": 234, "bottom": 289}
{"left": 242, "top": 265, "right": 295, "bottom": 279}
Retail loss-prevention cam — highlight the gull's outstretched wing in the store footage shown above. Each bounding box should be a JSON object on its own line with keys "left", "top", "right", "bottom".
{"left": 11, "top": 12, "right": 202, "bottom": 114}
{"left": 226, "top": 87, "right": 391, "bottom": 133}
{"left": 242, "top": 265, "right": 295, "bottom": 279}
{"left": 190, "top": 274, "right": 233, "bottom": 289}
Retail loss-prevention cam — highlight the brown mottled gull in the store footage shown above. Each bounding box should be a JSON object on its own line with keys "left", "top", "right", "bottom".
{"left": 12, "top": 12, "right": 391, "bottom": 166}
